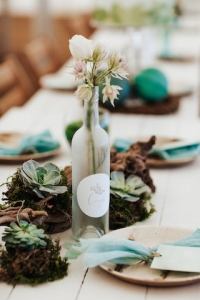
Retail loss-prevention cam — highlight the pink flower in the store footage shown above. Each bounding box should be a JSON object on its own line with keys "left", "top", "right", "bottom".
{"left": 72, "top": 60, "right": 87, "bottom": 80}
{"left": 102, "top": 77, "right": 122, "bottom": 106}
{"left": 108, "top": 53, "right": 129, "bottom": 79}
{"left": 75, "top": 84, "right": 93, "bottom": 101}
{"left": 118, "top": 53, "right": 127, "bottom": 69}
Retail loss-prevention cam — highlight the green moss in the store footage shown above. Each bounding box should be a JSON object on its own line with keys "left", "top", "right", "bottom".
{"left": 2, "top": 170, "right": 72, "bottom": 215}
{"left": 0, "top": 239, "right": 68, "bottom": 286}
{"left": 109, "top": 194, "right": 155, "bottom": 230}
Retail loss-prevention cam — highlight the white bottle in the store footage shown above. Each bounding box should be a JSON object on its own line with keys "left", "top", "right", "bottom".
{"left": 71, "top": 87, "right": 110, "bottom": 241}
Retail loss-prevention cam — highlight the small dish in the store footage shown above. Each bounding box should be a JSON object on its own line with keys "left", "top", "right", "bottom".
{"left": 148, "top": 137, "right": 199, "bottom": 167}
{"left": 0, "top": 132, "right": 61, "bottom": 163}
{"left": 113, "top": 137, "right": 199, "bottom": 168}
{"left": 40, "top": 74, "right": 80, "bottom": 91}
{"left": 99, "top": 225, "right": 200, "bottom": 287}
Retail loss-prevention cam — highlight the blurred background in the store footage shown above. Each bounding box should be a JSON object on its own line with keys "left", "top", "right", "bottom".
{"left": 0, "top": 0, "right": 94, "bottom": 63}
{"left": 0, "top": 0, "right": 200, "bottom": 116}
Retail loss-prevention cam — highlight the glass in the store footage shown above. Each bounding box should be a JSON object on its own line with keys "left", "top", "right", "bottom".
{"left": 71, "top": 87, "right": 110, "bottom": 241}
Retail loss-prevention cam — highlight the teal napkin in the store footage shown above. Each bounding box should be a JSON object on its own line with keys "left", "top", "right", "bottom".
{"left": 0, "top": 130, "right": 59, "bottom": 156}
{"left": 65, "top": 229, "right": 200, "bottom": 269}
{"left": 113, "top": 138, "right": 200, "bottom": 160}
{"left": 113, "top": 138, "right": 134, "bottom": 152}
{"left": 150, "top": 140, "right": 200, "bottom": 160}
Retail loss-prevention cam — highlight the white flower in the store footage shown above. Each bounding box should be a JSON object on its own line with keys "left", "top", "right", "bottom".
{"left": 75, "top": 84, "right": 93, "bottom": 101}
{"left": 72, "top": 60, "right": 87, "bottom": 80}
{"left": 69, "top": 35, "right": 93, "bottom": 60}
{"left": 68, "top": 34, "right": 129, "bottom": 106}
{"left": 102, "top": 77, "right": 122, "bottom": 106}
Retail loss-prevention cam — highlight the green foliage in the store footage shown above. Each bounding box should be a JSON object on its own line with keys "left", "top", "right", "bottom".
{"left": 2, "top": 221, "right": 47, "bottom": 251}
{"left": 19, "top": 160, "right": 68, "bottom": 198}
{"left": 0, "top": 238, "right": 68, "bottom": 286}
{"left": 2, "top": 166, "right": 72, "bottom": 215}
{"left": 110, "top": 171, "right": 151, "bottom": 202}
{"left": 109, "top": 171, "right": 155, "bottom": 230}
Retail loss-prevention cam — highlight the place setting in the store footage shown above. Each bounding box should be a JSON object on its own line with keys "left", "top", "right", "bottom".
{"left": 0, "top": 130, "right": 61, "bottom": 163}
{"left": 113, "top": 136, "right": 200, "bottom": 167}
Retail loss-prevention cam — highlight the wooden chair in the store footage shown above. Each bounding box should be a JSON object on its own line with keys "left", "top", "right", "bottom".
{"left": 0, "top": 54, "right": 36, "bottom": 116}
{"left": 67, "top": 13, "right": 94, "bottom": 38}
{"left": 53, "top": 13, "right": 95, "bottom": 63}
{"left": 18, "top": 35, "right": 62, "bottom": 88}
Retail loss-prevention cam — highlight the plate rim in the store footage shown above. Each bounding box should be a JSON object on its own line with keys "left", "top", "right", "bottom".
{"left": 99, "top": 225, "right": 200, "bottom": 287}
{"left": 114, "top": 136, "right": 198, "bottom": 168}
{"left": 147, "top": 156, "right": 196, "bottom": 168}
{"left": 0, "top": 132, "right": 61, "bottom": 162}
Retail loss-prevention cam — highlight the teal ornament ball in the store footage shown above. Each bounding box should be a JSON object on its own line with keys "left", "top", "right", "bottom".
{"left": 133, "top": 68, "right": 168, "bottom": 103}
{"left": 99, "top": 77, "right": 131, "bottom": 107}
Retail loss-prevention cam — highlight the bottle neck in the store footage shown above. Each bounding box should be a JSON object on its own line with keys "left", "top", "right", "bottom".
{"left": 83, "top": 86, "right": 99, "bottom": 129}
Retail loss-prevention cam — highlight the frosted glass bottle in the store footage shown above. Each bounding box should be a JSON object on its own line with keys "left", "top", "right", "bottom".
{"left": 71, "top": 86, "right": 110, "bottom": 241}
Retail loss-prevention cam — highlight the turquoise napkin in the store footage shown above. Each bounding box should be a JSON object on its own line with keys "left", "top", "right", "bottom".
{"left": 113, "top": 138, "right": 134, "bottom": 152}
{"left": 150, "top": 140, "right": 200, "bottom": 160}
{"left": 65, "top": 229, "right": 200, "bottom": 269}
{"left": 113, "top": 138, "right": 200, "bottom": 160}
{"left": 0, "top": 130, "right": 59, "bottom": 156}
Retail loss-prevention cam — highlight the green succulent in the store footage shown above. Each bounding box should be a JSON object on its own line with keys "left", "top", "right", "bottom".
{"left": 2, "top": 220, "right": 48, "bottom": 251}
{"left": 18, "top": 159, "right": 68, "bottom": 198}
{"left": 110, "top": 171, "right": 150, "bottom": 202}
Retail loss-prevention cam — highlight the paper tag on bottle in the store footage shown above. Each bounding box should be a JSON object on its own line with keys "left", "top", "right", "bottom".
{"left": 77, "top": 174, "right": 110, "bottom": 218}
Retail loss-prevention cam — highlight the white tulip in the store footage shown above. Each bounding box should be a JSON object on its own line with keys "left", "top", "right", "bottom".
{"left": 69, "top": 35, "right": 93, "bottom": 60}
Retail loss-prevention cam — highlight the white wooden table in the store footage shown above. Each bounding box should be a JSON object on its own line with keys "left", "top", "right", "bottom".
{"left": 1, "top": 25, "right": 200, "bottom": 299}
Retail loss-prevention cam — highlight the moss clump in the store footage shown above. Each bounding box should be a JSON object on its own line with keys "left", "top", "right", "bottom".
{"left": 2, "top": 170, "right": 72, "bottom": 215}
{"left": 0, "top": 239, "right": 68, "bottom": 286}
{"left": 109, "top": 194, "right": 155, "bottom": 230}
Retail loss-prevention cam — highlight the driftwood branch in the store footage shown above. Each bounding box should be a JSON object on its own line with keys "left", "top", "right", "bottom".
{"left": 0, "top": 206, "right": 48, "bottom": 225}
{"left": 110, "top": 136, "right": 156, "bottom": 192}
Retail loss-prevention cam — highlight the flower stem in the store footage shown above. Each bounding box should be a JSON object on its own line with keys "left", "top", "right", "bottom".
{"left": 87, "top": 100, "right": 96, "bottom": 174}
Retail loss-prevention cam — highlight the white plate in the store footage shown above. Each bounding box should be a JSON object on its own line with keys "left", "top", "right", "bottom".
{"left": 40, "top": 74, "right": 79, "bottom": 91}
{"left": 114, "top": 136, "right": 197, "bottom": 168}
{"left": 99, "top": 225, "right": 200, "bottom": 287}
{"left": 0, "top": 132, "right": 61, "bottom": 163}
{"left": 168, "top": 81, "right": 194, "bottom": 97}
{"left": 147, "top": 137, "right": 197, "bottom": 167}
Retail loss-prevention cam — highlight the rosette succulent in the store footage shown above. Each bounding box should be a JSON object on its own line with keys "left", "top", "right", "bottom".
{"left": 109, "top": 171, "right": 154, "bottom": 230}
{"left": 18, "top": 160, "right": 68, "bottom": 198}
{"left": 110, "top": 171, "right": 150, "bottom": 201}
{"left": 2, "top": 220, "right": 48, "bottom": 251}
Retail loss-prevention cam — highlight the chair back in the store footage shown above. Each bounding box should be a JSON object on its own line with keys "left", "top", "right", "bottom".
{"left": 0, "top": 54, "right": 35, "bottom": 116}
{"left": 22, "top": 36, "right": 62, "bottom": 78}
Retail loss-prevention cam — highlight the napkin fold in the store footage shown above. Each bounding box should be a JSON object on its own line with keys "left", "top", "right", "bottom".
{"left": 65, "top": 229, "right": 200, "bottom": 269}
{"left": 113, "top": 138, "right": 200, "bottom": 160}
{"left": 0, "top": 130, "right": 59, "bottom": 156}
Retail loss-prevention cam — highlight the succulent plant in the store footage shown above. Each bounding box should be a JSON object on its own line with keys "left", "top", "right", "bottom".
{"left": 110, "top": 171, "right": 151, "bottom": 202}
{"left": 2, "top": 220, "right": 48, "bottom": 251}
{"left": 18, "top": 160, "right": 68, "bottom": 198}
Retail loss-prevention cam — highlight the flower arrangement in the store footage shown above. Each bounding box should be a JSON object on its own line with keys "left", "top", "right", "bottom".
{"left": 69, "top": 34, "right": 128, "bottom": 105}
